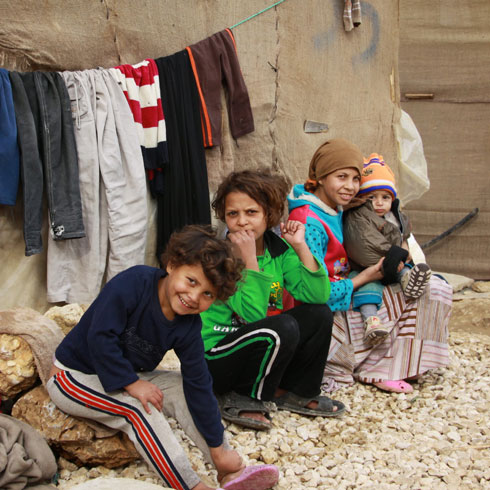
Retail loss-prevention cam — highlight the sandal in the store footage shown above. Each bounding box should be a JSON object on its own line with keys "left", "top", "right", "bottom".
{"left": 221, "top": 464, "right": 279, "bottom": 490}
{"left": 401, "top": 263, "right": 431, "bottom": 300}
{"left": 217, "top": 391, "right": 272, "bottom": 431}
{"left": 273, "top": 392, "right": 345, "bottom": 417}
{"left": 364, "top": 315, "right": 390, "bottom": 344}
{"left": 372, "top": 380, "right": 413, "bottom": 393}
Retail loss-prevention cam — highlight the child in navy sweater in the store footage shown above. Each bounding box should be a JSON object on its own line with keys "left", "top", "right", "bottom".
{"left": 47, "top": 225, "right": 279, "bottom": 490}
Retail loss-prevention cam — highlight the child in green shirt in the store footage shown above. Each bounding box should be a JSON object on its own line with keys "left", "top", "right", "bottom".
{"left": 201, "top": 169, "right": 345, "bottom": 431}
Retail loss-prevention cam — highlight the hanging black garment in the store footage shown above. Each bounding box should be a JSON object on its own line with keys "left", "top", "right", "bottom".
{"left": 154, "top": 51, "right": 211, "bottom": 262}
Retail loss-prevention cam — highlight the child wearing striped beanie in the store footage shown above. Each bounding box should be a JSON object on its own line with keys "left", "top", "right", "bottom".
{"left": 358, "top": 153, "right": 397, "bottom": 200}
{"left": 343, "top": 154, "right": 432, "bottom": 346}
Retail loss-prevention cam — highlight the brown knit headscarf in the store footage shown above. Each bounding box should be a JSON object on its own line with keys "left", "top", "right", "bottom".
{"left": 307, "top": 138, "right": 364, "bottom": 183}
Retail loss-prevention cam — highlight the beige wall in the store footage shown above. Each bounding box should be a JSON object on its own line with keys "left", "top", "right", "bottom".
{"left": 0, "top": 0, "right": 401, "bottom": 310}
{"left": 400, "top": 0, "right": 490, "bottom": 279}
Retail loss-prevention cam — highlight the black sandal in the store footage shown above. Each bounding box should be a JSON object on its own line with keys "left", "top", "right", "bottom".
{"left": 216, "top": 391, "right": 272, "bottom": 431}
{"left": 273, "top": 392, "right": 346, "bottom": 417}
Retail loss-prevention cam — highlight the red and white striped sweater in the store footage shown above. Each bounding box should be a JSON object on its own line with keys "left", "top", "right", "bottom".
{"left": 110, "top": 59, "right": 168, "bottom": 174}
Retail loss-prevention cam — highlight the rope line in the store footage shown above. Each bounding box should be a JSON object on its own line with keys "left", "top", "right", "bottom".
{"left": 231, "top": 0, "right": 288, "bottom": 29}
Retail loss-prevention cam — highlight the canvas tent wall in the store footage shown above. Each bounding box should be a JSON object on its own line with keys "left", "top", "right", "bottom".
{"left": 0, "top": 0, "right": 401, "bottom": 311}
{"left": 399, "top": 0, "right": 490, "bottom": 279}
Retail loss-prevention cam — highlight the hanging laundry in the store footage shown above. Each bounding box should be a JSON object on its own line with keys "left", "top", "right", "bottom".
{"left": 0, "top": 69, "right": 20, "bottom": 206}
{"left": 46, "top": 69, "right": 148, "bottom": 304}
{"left": 8, "top": 71, "right": 85, "bottom": 256}
{"left": 109, "top": 59, "right": 168, "bottom": 195}
{"left": 186, "top": 28, "right": 254, "bottom": 148}
{"left": 343, "top": 0, "right": 362, "bottom": 32}
{"left": 154, "top": 50, "right": 211, "bottom": 260}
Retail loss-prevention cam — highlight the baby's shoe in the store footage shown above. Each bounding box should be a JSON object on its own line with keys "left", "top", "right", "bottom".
{"left": 364, "top": 316, "right": 390, "bottom": 344}
{"left": 401, "top": 263, "right": 431, "bottom": 300}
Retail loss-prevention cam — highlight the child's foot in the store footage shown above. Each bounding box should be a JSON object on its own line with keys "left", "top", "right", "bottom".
{"left": 401, "top": 263, "right": 431, "bottom": 300}
{"left": 217, "top": 392, "right": 272, "bottom": 431}
{"left": 364, "top": 315, "right": 389, "bottom": 344}
{"left": 372, "top": 380, "right": 413, "bottom": 393}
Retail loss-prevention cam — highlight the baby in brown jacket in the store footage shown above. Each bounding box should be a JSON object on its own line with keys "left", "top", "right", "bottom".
{"left": 343, "top": 154, "right": 431, "bottom": 344}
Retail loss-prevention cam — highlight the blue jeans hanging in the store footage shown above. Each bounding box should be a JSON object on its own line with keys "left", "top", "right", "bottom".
{"left": 0, "top": 69, "right": 20, "bottom": 206}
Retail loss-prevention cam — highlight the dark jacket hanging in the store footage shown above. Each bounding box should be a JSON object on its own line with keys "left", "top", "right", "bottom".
{"left": 186, "top": 28, "right": 254, "bottom": 148}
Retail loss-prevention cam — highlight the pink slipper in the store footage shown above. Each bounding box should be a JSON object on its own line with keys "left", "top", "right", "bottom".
{"left": 372, "top": 380, "right": 413, "bottom": 393}
{"left": 222, "top": 464, "right": 279, "bottom": 490}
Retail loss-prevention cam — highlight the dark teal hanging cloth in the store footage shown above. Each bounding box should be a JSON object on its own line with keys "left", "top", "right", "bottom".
{"left": 0, "top": 68, "right": 20, "bottom": 205}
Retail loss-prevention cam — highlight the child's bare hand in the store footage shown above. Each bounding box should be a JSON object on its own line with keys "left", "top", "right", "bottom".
{"left": 362, "top": 257, "right": 385, "bottom": 282}
{"left": 280, "top": 220, "right": 305, "bottom": 246}
{"left": 397, "top": 261, "right": 405, "bottom": 273}
{"left": 124, "top": 379, "right": 163, "bottom": 414}
{"left": 228, "top": 230, "right": 259, "bottom": 270}
{"left": 228, "top": 230, "right": 256, "bottom": 259}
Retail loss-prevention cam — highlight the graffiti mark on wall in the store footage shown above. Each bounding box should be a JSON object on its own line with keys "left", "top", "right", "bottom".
{"left": 352, "top": 2, "right": 379, "bottom": 65}
{"left": 313, "top": 26, "right": 337, "bottom": 51}
{"left": 312, "top": 0, "right": 342, "bottom": 50}
{"left": 312, "top": 1, "right": 380, "bottom": 67}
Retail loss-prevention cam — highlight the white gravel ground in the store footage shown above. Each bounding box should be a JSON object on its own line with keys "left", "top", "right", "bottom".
{"left": 56, "top": 330, "right": 490, "bottom": 490}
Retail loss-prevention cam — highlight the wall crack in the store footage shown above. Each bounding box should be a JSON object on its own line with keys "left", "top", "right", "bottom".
{"left": 103, "top": 0, "right": 121, "bottom": 65}
{"left": 268, "top": 7, "right": 280, "bottom": 170}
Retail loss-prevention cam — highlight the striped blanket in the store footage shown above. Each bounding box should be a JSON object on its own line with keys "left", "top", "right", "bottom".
{"left": 323, "top": 275, "right": 452, "bottom": 391}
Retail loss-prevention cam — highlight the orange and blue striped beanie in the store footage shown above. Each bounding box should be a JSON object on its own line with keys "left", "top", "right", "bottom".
{"left": 358, "top": 153, "right": 397, "bottom": 199}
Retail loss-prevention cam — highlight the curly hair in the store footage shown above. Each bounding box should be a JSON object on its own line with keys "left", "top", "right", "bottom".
{"left": 160, "top": 225, "right": 244, "bottom": 301}
{"left": 212, "top": 168, "right": 292, "bottom": 228}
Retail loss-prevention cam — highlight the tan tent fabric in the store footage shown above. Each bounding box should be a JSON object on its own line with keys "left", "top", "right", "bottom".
{"left": 400, "top": 0, "right": 490, "bottom": 279}
{"left": 0, "top": 0, "right": 401, "bottom": 310}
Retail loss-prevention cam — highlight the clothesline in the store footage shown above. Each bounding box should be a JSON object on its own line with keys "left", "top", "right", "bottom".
{"left": 231, "top": 0, "right": 288, "bottom": 29}
{"left": 1, "top": 24, "right": 256, "bottom": 305}
{"left": 1, "top": 2, "right": 289, "bottom": 305}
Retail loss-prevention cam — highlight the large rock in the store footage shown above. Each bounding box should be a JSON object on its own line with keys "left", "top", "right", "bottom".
{"left": 0, "top": 308, "right": 64, "bottom": 386}
{"left": 12, "top": 386, "right": 139, "bottom": 468}
{"left": 472, "top": 281, "right": 490, "bottom": 294}
{"left": 449, "top": 298, "right": 490, "bottom": 335}
{"left": 0, "top": 333, "right": 37, "bottom": 398}
{"left": 435, "top": 272, "right": 474, "bottom": 293}
{"left": 158, "top": 349, "right": 181, "bottom": 371}
{"left": 448, "top": 280, "right": 490, "bottom": 336}
{"left": 44, "top": 303, "right": 86, "bottom": 335}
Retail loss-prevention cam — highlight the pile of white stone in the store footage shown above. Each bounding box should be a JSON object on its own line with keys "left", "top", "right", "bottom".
{"left": 1, "top": 291, "right": 488, "bottom": 490}
{"left": 54, "top": 330, "right": 490, "bottom": 490}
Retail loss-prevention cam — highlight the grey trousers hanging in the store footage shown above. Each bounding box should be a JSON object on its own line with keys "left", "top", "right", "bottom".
{"left": 46, "top": 69, "right": 147, "bottom": 304}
